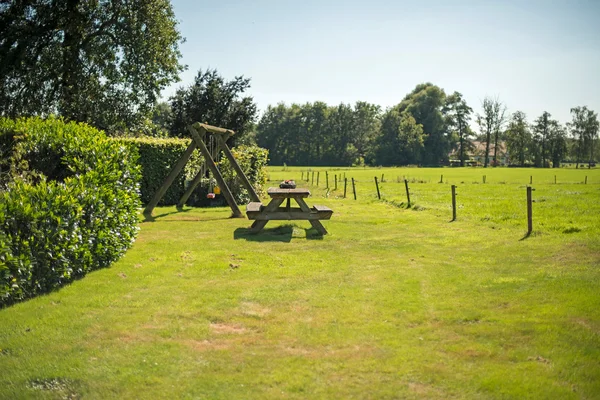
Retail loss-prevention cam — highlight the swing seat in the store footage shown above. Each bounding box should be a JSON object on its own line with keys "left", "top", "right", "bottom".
{"left": 207, "top": 193, "right": 216, "bottom": 199}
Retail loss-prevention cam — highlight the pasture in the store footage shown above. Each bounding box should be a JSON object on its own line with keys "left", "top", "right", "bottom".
{"left": 1, "top": 167, "right": 599, "bottom": 399}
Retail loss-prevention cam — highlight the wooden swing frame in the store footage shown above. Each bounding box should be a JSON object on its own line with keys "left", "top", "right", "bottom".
{"left": 143, "top": 122, "right": 260, "bottom": 218}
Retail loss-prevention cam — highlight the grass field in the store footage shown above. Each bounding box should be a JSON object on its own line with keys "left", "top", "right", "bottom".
{"left": 1, "top": 167, "right": 599, "bottom": 399}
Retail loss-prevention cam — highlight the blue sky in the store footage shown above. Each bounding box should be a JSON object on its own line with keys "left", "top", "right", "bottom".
{"left": 163, "top": 0, "right": 600, "bottom": 125}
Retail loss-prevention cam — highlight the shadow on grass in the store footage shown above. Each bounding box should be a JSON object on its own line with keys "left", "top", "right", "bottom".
{"left": 142, "top": 207, "right": 239, "bottom": 223}
{"left": 234, "top": 225, "right": 294, "bottom": 242}
{"left": 234, "top": 224, "right": 325, "bottom": 242}
{"left": 304, "top": 227, "right": 325, "bottom": 240}
{"left": 519, "top": 231, "right": 531, "bottom": 241}
{"left": 142, "top": 208, "right": 191, "bottom": 222}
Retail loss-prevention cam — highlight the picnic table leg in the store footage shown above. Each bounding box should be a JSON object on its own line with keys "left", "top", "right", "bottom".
{"left": 250, "top": 198, "right": 284, "bottom": 233}
{"left": 295, "top": 197, "right": 328, "bottom": 235}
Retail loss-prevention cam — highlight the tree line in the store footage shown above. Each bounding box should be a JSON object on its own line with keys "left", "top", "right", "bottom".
{"left": 1, "top": 1, "right": 598, "bottom": 167}
{"left": 255, "top": 85, "right": 598, "bottom": 168}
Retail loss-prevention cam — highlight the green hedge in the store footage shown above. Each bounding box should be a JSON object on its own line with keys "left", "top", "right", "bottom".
{"left": 0, "top": 117, "right": 141, "bottom": 307}
{"left": 114, "top": 137, "right": 202, "bottom": 205}
{"left": 216, "top": 145, "right": 269, "bottom": 205}
{"left": 116, "top": 138, "right": 268, "bottom": 206}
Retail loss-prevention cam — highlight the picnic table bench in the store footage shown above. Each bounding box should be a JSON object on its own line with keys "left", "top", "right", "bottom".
{"left": 246, "top": 187, "right": 333, "bottom": 235}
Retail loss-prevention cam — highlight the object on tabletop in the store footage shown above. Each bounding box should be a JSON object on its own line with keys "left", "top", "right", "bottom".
{"left": 279, "top": 180, "right": 296, "bottom": 189}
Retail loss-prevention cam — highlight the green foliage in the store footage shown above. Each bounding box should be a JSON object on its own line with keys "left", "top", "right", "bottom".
{"left": 0, "top": 117, "right": 141, "bottom": 306}
{"left": 376, "top": 110, "right": 424, "bottom": 166}
{"left": 397, "top": 83, "right": 448, "bottom": 165}
{"left": 568, "top": 106, "right": 599, "bottom": 167}
{"left": 256, "top": 101, "right": 381, "bottom": 166}
{"left": 115, "top": 137, "right": 268, "bottom": 206}
{"left": 0, "top": 0, "right": 184, "bottom": 132}
{"left": 218, "top": 145, "right": 268, "bottom": 204}
{"left": 444, "top": 92, "right": 474, "bottom": 166}
{"left": 505, "top": 111, "right": 532, "bottom": 167}
{"left": 115, "top": 137, "right": 202, "bottom": 205}
{"left": 169, "top": 69, "right": 258, "bottom": 144}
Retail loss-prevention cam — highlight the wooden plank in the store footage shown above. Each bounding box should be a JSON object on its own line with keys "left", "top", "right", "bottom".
{"left": 313, "top": 205, "right": 333, "bottom": 219}
{"left": 216, "top": 135, "right": 260, "bottom": 202}
{"left": 177, "top": 167, "right": 203, "bottom": 208}
{"left": 250, "top": 197, "right": 283, "bottom": 232}
{"left": 248, "top": 212, "right": 327, "bottom": 221}
{"left": 246, "top": 202, "right": 263, "bottom": 213}
{"left": 295, "top": 197, "right": 328, "bottom": 235}
{"left": 189, "top": 125, "right": 243, "bottom": 218}
{"left": 191, "top": 122, "right": 234, "bottom": 136}
{"left": 267, "top": 187, "right": 310, "bottom": 199}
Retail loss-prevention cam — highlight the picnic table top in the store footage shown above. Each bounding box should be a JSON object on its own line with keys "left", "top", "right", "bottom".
{"left": 267, "top": 187, "right": 311, "bottom": 198}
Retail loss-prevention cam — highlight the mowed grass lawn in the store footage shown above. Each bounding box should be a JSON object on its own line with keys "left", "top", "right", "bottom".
{"left": 1, "top": 167, "right": 599, "bottom": 399}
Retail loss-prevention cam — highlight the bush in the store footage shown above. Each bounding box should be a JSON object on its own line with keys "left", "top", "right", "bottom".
{"left": 0, "top": 117, "right": 141, "bottom": 307}
{"left": 116, "top": 137, "right": 268, "bottom": 207}
{"left": 114, "top": 137, "right": 203, "bottom": 205}
{"left": 216, "top": 145, "right": 268, "bottom": 204}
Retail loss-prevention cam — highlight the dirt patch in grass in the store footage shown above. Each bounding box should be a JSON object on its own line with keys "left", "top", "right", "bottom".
{"left": 407, "top": 381, "right": 445, "bottom": 397}
{"left": 240, "top": 302, "right": 271, "bottom": 318}
{"left": 184, "top": 339, "right": 231, "bottom": 351}
{"left": 572, "top": 317, "right": 600, "bottom": 335}
{"left": 210, "top": 323, "right": 246, "bottom": 335}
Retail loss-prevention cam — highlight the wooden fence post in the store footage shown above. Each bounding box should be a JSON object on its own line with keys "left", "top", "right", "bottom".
{"left": 381, "top": 173, "right": 385, "bottom": 183}
{"left": 440, "top": 174, "right": 443, "bottom": 183}
{"left": 301, "top": 171, "right": 304, "bottom": 181}
{"left": 451, "top": 185, "right": 457, "bottom": 221}
{"left": 404, "top": 179, "right": 411, "bottom": 207}
{"left": 317, "top": 171, "right": 320, "bottom": 186}
{"left": 530, "top": 175, "right": 532, "bottom": 185}
{"left": 585, "top": 176, "right": 588, "bottom": 184}
{"left": 326, "top": 171, "right": 329, "bottom": 188}
{"left": 352, "top": 178, "right": 357, "bottom": 200}
{"left": 344, "top": 178, "right": 347, "bottom": 198}
{"left": 311, "top": 171, "right": 314, "bottom": 185}
{"left": 374, "top": 177, "right": 381, "bottom": 200}
{"left": 483, "top": 175, "right": 486, "bottom": 184}
{"left": 527, "top": 186, "right": 533, "bottom": 235}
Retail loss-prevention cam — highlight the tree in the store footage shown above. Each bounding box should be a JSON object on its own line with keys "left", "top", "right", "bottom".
{"left": 375, "top": 109, "right": 424, "bottom": 166}
{"left": 169, "top": 69, "right": 258, "bottom": 144}
{"left": 397, "top": 83, "right": 447, "bottom": 165}
{"left": 152, "top": 102, "right": 173, "bottom": 133}
{"left": 477, "top": 97, "right": 506, "bottom": 167}
{"left": 532, "top": 112, "right": 552, "bottom": 167}
{"left": 256, "top": 103, "right": 291, "bottom": 165}
{"left": 325, "top": 103, "right": 355, "bottom": 166}
{"left": 0, "top": 0, "right": 184, "bottom": 132}
{"left": 547, "top": 121, "right": 567, "bottom": 168}
{"left": 568, "top": 106, "right": 599, "bottom": 168}
{"left": 444, "top": 92, "right": 473, "bottom": 166}
{"left": 351, "top": 102, "right": 381, "bottom": 165}
{"left": 505, "top": 111, "right": 531, "bottom": 167}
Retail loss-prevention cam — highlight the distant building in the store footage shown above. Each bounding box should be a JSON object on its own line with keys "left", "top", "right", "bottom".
{"left": 448, "top": 141, "right": 508, "bottom": 166}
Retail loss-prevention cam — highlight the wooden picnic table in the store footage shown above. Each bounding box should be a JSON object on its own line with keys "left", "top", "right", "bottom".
{"left": 246, "top": 187, "right": 333, "bottom": 235}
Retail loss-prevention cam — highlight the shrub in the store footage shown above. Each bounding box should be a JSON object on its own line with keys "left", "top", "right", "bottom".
{"left": 0, "top": 117, "right": 141, "bottom": 306}
{"left": 114, "top": 137, "right": 203, "bottom": 205}
{"left": 216, "top": 145, "right": 268, "bottom": 204}
{"left": 116, "top": 137, "right": 268, "bottom": 207}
